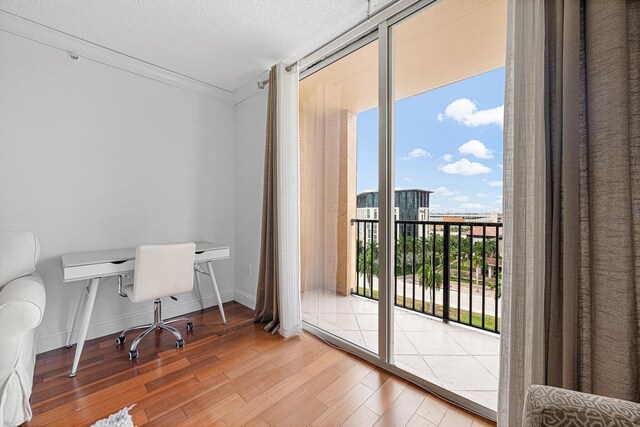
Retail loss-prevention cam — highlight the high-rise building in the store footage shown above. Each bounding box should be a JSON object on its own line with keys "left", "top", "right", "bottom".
{"left": 356, "top": 189, "right": 432, "bottom": 221}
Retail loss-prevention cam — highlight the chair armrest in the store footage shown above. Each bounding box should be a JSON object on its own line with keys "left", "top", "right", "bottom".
{"left": 0, "top": 273, "right": 46, "bottom": 327}
{"left": 0, "top": 274, "right": 46, "bottom": 371}
{"left": 0, "top": 273, "right": 45, "bottom": 426}
{"left": 0, "top": 273, "right": 47, "bottom": 346}
{"left": 523, "top": 385, "right": 640, "bottom": 427}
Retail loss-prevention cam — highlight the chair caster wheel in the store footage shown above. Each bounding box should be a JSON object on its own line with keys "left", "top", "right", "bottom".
{"left": 186, "top": 322, "right": 194, "bottom": 331}
{"left": 176, "top": 339, "right": 185, "bottom": 348}
{"left": 116, "top": 336, "right": 126, "bottom": 345}
{"left": 129, "top": 349, "right": 138, "bottom": 360}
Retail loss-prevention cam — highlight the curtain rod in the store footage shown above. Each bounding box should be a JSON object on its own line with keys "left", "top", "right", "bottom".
{"left": 284, "top": 0, "right": 403, "bottom": 72}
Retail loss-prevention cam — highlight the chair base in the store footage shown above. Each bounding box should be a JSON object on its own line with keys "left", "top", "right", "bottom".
{"left": 116, "top": 298, "right": 192, "bottom": 359}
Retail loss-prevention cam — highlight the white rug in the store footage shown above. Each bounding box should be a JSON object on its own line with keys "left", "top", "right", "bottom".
{"left": 90, "top": 405, "right": 136, "bottom": 427}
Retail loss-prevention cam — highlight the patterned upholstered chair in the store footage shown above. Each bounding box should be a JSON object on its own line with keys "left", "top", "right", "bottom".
{"left": 523, "top": 385, "right": 640, "bottom": 426}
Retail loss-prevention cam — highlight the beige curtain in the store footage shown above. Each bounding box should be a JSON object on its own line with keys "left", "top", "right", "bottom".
{"left": 255, "top": 65, "right": 280, "bottom": 332}
{"left": 544, "top": 0, "right": 640, "bottom": 401}
{"left": 498, "top": 0, "right": 548, "bottom": 425}
{"left": 255, "top": 63, "right": 303, "bottom": 338}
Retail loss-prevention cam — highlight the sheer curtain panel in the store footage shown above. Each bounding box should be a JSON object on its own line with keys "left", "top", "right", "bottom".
{"left": 498, "top": 0, "right": 547, "bottom": 425}
{"left": 276, "top": 62, "right": 303, "bottom": 339}
{"left": 255, "top": 63, "right": 303, "bottom": 339}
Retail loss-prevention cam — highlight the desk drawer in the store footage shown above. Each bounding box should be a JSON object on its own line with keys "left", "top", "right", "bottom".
{"left": 63, "top": 259, "right": 136, "bottom": 282}
{"left": 195, "top": 248, "right": 230, "bottom": 262}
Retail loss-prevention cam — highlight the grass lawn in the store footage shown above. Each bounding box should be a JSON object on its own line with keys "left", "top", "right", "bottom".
{"left": 354, "top": 286, "right": 500, "bottom": 332}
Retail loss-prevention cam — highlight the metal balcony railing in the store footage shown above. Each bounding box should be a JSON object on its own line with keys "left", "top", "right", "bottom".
{"left": 352, "top": 219, "right": 503, "bottom": 334}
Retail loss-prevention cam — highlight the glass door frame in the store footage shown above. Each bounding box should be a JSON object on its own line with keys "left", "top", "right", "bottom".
{"left": 299, "top": 0, "right": 497, "bottom": 421}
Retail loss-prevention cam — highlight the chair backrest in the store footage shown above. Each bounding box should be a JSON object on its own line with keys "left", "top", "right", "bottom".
{"left": 130, "top": 243, "right": 195, "bottom": 303}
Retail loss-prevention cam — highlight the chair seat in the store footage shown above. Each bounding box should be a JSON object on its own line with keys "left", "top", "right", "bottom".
{"left": 117, "top": 243, "right": 195, "bottom": 360}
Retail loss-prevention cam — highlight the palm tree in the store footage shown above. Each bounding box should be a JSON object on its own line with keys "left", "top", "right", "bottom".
{"left": 416, "top": 262, "right": 443, "bottom": 291}
{"left": 487, "top": 263, "right": 502, "bottom": 298}
{"left": 471, "top": 251, "right": 485, "bottom": 287}
{"left": 425, "top": 232, "right": 444, "bottom": 262}
{"left": 483, "top": 239, "right": 497, "bottom": 259}
{"left": 458, "top": 236, "right": 472, "bottom": 264}
{"left": 356, "top": 240, "right": 379, "bottom": 291}
{"left": 394, "top": 233, "right": 413, "bottom": 276}
{"left": 413, "top": 229, "right": 444, "bottom": 291}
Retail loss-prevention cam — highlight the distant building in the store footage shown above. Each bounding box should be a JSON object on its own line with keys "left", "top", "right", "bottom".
{"left": 418, "top": 207, "right": 430, "bottom": 221}
{"left": 428, "top": 212, "right": 502, "bottom": 223}
{"left": 355, "top": 207, "right": 399, "bottom": 242}
{"left": 355, "top": 207, "right": 400, "bottom": 221}
{"left": 469, "top": 225, "right": 503, "bottom": 238}
{"left": 356, "top": 189, "right": 432, "bottom": 221}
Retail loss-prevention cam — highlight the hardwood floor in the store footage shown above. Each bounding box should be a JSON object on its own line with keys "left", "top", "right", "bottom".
{"left": 26, "top": 302, "right": 495, "bottom": 426}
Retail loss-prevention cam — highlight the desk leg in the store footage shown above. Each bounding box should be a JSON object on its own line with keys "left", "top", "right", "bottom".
{"left": 66, "top": 280, "right": 90, "bottom": 348}
{"left": 70, "top": 277, "right": 100, "bottom": 378}
{"left": 206, "top": 261, "right": 227, "bottom": 325}
{"left": 194, "top": 268, "right": 205, "bottom": 311}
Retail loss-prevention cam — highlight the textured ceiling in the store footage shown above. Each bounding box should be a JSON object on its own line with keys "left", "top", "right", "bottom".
{"left": 0, "top": 0, "right": 395, "bottom": 91}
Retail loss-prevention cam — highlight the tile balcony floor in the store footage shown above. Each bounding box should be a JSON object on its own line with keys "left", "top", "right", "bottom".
{"left": 302, "top": 288, "right": 500, "bottom": 412}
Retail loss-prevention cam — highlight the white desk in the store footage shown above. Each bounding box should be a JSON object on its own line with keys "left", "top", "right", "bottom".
{"left": 61, "top": 241, "right": 230, "bottom": 377}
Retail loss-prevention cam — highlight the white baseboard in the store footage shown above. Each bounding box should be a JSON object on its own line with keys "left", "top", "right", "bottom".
{"left": 37, "top": 290, "right": 234, "bottom": 353}
{"left": 234, "top": 289, "right": 256, "bottom": 310}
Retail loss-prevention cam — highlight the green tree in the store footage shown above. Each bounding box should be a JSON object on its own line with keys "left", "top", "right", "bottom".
{"left": 416, "top": 262, "right": 443, "bottom": 291}
{"left": 414, "top": 228, "right": 444, "bottom": 290}
{"left": 356, "top": 239, "right": 379, "bottom": 288}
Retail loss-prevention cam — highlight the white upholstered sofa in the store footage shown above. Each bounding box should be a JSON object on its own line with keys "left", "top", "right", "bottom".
{"left": 0, "top": 232, "right": 46, "bottom": 427}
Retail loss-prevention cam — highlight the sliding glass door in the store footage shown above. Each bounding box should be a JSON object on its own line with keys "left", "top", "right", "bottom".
{"left": 390, "top": 0, "right": 506, "bottom": 412}
{"left": 299, "top": 39, "right": 380, "bottom": 353}
{"left": 299, "top": 0, "right": 506, "bottom": 417}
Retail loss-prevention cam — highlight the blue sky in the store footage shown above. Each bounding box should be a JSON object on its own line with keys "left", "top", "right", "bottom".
{"left": 356, "top": 67, "right": 505, "bottom": 212}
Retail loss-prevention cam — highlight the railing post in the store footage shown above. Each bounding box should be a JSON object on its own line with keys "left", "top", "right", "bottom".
{"left": 443, "top": 223, "right": 450, "bottom": 322}
{"left": 355, "top": 219, "right": 360, "bottom": 296}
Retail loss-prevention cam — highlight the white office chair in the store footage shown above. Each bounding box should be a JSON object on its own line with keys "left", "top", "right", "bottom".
{"left": 115, "top": 243, "right": 195, "bottom": 360}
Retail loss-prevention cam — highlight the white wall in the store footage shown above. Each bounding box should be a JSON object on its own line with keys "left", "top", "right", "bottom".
{"left": 232, "top": 82, "right": 268, "bottom": 309}
{"left": 0, "top": 30, "right": 236, "bottom": 352}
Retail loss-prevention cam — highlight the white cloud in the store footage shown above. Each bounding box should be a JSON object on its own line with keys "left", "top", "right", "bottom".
{"left": 442, "top": 153, "right": 453, "bottom": 162}
{"left": 401, "top": 148, "right": 432, "bottom": 160}
{"left": 488, "top": 180, "right": 503, "bottom": 187}
{"left": 433, "top": 186, "right": 469, "bottom": 202}
{"left": 437, "top": 98, "right": 504, "bottom": 127}
{"left": 395, "top": 186, "right": 402, "bottom": 190}
{"left": 458, "top": 139, "right": 494, "bottom": 159}
{"left": 477, "top": 192, "right": 488, "bottom": 198}
{"left": 433, "top": 186, "right": 455, "bottom": 197}
{"left": 439, "top": 158, "right": 493, "bottom": 175}
{"left": 402, "top": 177, "right": 413, "bottom": 182}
